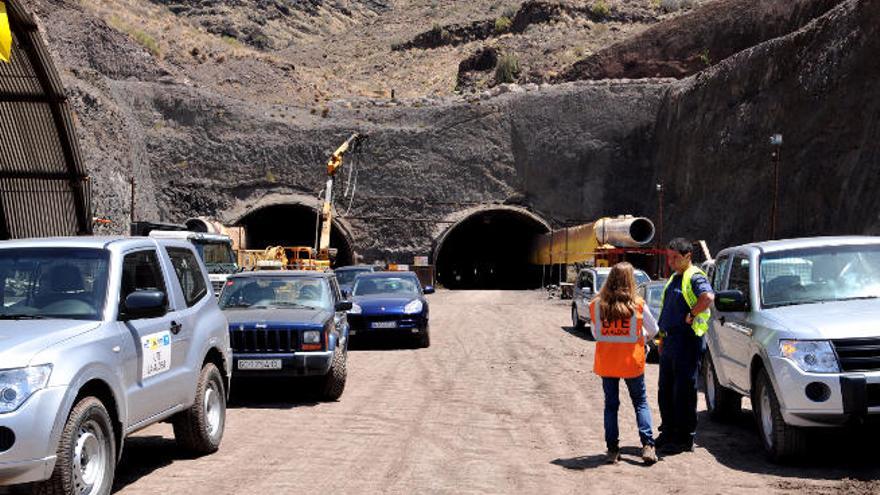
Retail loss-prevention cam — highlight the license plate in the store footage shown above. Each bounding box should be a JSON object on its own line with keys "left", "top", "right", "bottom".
{"left": 238, "top": 359, "right": 282, "bottom": 370}
{"left": 371, "top": 321, "right": 397, "bottom": 329}
{"left": 349, "top": 330, "right": 357, "bottom": 335}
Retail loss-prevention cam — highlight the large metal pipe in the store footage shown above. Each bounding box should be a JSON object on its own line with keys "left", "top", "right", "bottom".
{"left": 595, "top": 216, "right": 655, "bottom": 247}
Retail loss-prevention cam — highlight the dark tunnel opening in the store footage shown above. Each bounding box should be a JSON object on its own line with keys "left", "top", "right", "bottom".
{"left": 235, "top": 204, "right": 354, "bottom": 267}
{"left": 434, "top": 209, "right": 549, "bottom": 290}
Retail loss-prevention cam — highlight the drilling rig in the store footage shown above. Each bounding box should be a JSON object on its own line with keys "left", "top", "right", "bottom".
{"left": 315, "top": 133, "right": 364, "bottom": 267}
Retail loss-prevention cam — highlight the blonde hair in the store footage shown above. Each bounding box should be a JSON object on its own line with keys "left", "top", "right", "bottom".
{"left": 597, "top": 262, "right": 644, "bottom": 323}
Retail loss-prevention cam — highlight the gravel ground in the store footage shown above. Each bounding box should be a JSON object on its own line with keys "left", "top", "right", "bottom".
{"left": 6, "top": 290, "right": 879, "bottom": 494}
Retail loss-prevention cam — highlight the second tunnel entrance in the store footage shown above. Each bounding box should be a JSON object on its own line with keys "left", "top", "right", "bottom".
{"left": 433, "top": 207, "right": 550, "bottom": 290}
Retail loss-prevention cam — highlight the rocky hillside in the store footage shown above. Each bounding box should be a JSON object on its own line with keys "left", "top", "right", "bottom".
{"left": 20, "top": 0, "right": 880, "bottom": 262}
{"left": 653, "top": 0, "right": 880, "bottom": 244}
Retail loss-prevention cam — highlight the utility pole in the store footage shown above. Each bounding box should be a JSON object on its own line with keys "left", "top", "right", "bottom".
{"left": 129, "top": 177, "right": 136, "bottom": 225}
{"left": 770, "top": 134, "right": 783, "bottom": 239}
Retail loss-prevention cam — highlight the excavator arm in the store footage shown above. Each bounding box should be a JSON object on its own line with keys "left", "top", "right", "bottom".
{"left": 318, "top": 133, "right": 363, "bottom": 262}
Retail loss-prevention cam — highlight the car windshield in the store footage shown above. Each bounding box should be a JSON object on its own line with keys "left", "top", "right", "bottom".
{"left": 352, "top": 276, "right": 420, "bottom": 296}
{"left": 596, "top": 271, "right": 650, "bottom": 290}
{"left": 760, "top": 245, "right": 880, "bottom": 308}
{"left": 335, "top": 268, "right": 371, "bottom": 285}
{"left": 0, "top": 248, "right": 110, "bottom": 320}
{"left": 219, "top": 277, "right": 332, "bottom": 311}
{"left": 194, "top": 241, "right": 237, "bottom": 273}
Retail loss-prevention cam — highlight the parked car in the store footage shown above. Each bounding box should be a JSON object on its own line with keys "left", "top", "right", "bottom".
{"left": 347, "top": 272, "right": 434, "bottom": 347}
{"left": 638, "top": 279, "right": 666, "bottom": 362}
{"left": 334, "top": 264, "right": 378, "bottom": 296}
{"left": 218, "top": 271, "right": 351, "bottom": 400}
{"left": 0, "top": 237, "right": 231, "bottom": 493}
{"left": 571, "top": 267, "right": 651, "bottom": 330}
{"left": 704, "top": 236, "right": 880, "bottom": 460}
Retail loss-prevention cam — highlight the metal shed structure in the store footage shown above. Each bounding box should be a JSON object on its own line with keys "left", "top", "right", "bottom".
{"left": 0, "top": 0, "right": 91, "bottom": 239}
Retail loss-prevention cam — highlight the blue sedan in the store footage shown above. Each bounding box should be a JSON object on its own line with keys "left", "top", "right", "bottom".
{"left": 347, "top": 272, "right": 434, "bottom": 347}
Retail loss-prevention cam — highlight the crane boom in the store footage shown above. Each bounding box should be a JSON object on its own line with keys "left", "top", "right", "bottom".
{"left": 318, "top": 133, "right": 362, "bottom": 262}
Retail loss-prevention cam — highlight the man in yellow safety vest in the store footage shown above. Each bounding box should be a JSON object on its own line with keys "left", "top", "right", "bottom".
{"left": 656, "top": 237, "right": 714, "bottom": 454}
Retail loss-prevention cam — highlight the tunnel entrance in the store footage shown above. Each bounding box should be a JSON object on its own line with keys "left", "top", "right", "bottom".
{"left": 235, "top": 203, "right": 354, "bottom": 267}
{"left": 434, "top": 208, "right": 550, "bottom": 290}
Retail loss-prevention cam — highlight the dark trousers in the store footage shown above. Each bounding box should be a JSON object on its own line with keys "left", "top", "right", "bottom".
{"left": 658, "top": 332, "right": 705, "bottom": 443}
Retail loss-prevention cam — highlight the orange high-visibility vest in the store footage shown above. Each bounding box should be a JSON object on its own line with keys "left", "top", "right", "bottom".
{"left": 589, "top": 300, "right": 645, "bottom": 379}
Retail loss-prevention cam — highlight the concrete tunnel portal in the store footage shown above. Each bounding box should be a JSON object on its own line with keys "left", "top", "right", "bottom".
{"left": 433, "top": 207, "right": 550, "bottom": 290}
{"left": 235, "top": 203, "right": 354, "bottom": 267}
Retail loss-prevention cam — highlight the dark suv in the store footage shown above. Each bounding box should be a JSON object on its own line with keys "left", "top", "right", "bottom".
{"left": 218, "top": 271, "right": 352, "bottom": 400}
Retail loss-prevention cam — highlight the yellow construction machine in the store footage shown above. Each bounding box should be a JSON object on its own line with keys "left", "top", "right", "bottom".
{"left": 315, "top": 133, "right": 364, "bottom": 266}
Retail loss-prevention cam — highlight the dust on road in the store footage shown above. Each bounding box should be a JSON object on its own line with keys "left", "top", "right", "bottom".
{"left": 111, "top": 291, "right": 879, "bottom": 494}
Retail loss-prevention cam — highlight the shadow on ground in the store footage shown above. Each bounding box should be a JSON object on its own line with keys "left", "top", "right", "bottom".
{"left": 348, "top": 334, "right": 423, "bottom": 351}
{"left": 552, "top": 447, "right": 650, "bottom": 470}
{"left": 228, "top": 378, "right": 322, "bottom": 410}
{"left": 695, "top": 409, "right": 880, "bottom": 482}
{"left": 112, "top": 436, "right": 197, "bottom": 493}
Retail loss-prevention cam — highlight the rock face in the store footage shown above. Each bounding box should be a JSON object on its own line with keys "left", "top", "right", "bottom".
{"left": 559, "top": 0, "right": 844, "bottom": 81}
{"left": 20, "top": 0, "right": 880, "bottom": 265}
{"left": 653, "top": 0, "right": 880, "bottom": 245}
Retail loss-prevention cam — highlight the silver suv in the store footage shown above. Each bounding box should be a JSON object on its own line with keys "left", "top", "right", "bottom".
{"left": 704, "top": 236, "right": 880, "bottom": 460}
{"left": 571, "top": 266, "right": 651, "bottom": 330}
{"left": 0, "top": 237, "right": 231, "bottom": 494}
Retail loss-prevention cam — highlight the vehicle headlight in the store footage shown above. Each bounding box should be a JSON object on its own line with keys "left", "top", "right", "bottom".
{"left": 779, "top": 340, "right": 839, "bottom": 373}
{"left": 349, "top": 303, "right": 362, "bottom": 314}
{"left": 0, "top": 365, "right": 52, "bottom": 414}
{"left": 303, "top": 331, "right": 321, "bottom": 344}
{"left": 404, "top": 299, "right": 423, "bottom": 314}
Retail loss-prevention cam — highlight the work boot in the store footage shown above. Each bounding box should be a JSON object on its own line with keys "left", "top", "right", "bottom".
{"left": 605, "top": 447, "right": 620, "bottom": 464}
{"left": 641, "top": 445, "right": 658, "bottom": 465}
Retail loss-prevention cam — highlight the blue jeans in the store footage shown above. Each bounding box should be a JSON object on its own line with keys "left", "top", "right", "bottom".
{"left": 602, "top": 375, "right": 654, "bottom": 450}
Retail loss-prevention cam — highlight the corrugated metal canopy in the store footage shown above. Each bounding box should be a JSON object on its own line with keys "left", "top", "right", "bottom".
{"left": 0, "top": 0, "right": 91, "bottom": 239}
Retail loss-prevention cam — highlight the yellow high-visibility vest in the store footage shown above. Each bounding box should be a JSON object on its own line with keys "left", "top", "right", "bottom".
{"left": 0, "top": 1, "right": 11, "bottom": 63}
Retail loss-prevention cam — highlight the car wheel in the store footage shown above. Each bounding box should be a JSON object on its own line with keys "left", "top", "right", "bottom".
{"left": 702, "top": 352, "right": 741, "bottom": 421}
{"left": 173, "top": 363, "right": 226, "bottom": 454}
{"left": 571, "top": 305, "right": 584, "bottom": 330}
{"left": 418, "top": 328, "right": 431, "bottom": 348}
{"left": 320, "top": 348, "right": 347, "bottom": 401}
{"left": 33, "top": 397, "right": 116, "bottom": 495}
{"left": 753, "top": 368, "right": 808, "bottom": 462}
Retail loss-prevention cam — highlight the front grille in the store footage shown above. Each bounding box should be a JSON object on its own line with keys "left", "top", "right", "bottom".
{"left": 832, "top": 338, "right": 880, "bottom": 372}
{"left": 212, "top": 280, "right": 225, "bottom": 294}
{"left": 230, "top": 327, "right": 299, "bottom": 353}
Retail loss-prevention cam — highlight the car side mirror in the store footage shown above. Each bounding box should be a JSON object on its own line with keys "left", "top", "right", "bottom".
{"left": 120, "top": 290, "right": 167, "bottom": 321}
{"left": 423, "top": 286, "right": 435, "bottom": 295}
{"left": 335, "top": 301, "right": 353, "bottom": 312}
{"left": 715, "top": 290, "right": 748, "bottom": 312}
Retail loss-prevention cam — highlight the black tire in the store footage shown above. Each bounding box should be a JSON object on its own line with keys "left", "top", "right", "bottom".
{"left": 571, "top": 305, "right": 584, "bottom": 330}
{"left": 753, "top": 368, "right": 808, "bottom": 462}
{"left": 173, "top": 363, "right": 226, "bottom": 455}
{"left": 418, "top": 328, "right": 431, "bottom": 348}
{"left": 320, "top": 349, "right": 347, "bottom": 401}
{"left": 702, "top": 352, "right": 742, "bottom": 421}
{"left": 33, "top": 397, "right": 116, "bottom": 495}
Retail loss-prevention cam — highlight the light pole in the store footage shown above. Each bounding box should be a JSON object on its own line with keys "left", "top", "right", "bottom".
{"left": 770, "top": 133, "right": 783, "bottom": 239}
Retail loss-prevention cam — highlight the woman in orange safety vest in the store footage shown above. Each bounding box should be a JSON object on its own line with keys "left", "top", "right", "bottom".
{"left": 589, "top": 262, "right": 659, "bottom": 465}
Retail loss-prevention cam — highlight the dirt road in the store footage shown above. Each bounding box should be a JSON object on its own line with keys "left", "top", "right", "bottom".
{"left": 107, "top": 291, "right": 878, "bottom": 494}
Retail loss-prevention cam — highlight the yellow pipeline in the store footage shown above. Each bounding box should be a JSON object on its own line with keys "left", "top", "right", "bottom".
{"left": 530, "top": 216, "right": 655, "bottom": 265}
